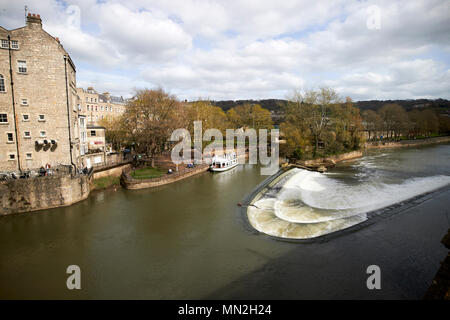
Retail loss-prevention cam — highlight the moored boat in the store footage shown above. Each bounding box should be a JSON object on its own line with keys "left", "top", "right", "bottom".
{"left": 210, "top": 152, "right": 238, "bottom": 172}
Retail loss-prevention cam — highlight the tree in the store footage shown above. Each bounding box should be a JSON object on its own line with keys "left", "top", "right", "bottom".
{"left": 281, "top": 88, "right": 364, "bottom": 160}
{"left": 438, "top": 114, "right": 450, "bottom": 135}
{"left": 422, "top": 109, "right": 439, "bottom": 136}
{"left": 362, "top": 109, "right": 382, "bottom": 140}
{"left": 98, "top": 116, "right": 127, "bottom": 151}
{"left": 121, "top": 88, "right": 185, "bottom": 167}
{"left": 226, "top": 103, "right": 273, "bottom": 130}
{"left": 186, "top": 100, "right": 229, "bottom": 133}
{"left": 378, "top": 103, "right": 408, "bottom": 139}
{"left": 286, "top": 88, "right": 341, "bottom": 157}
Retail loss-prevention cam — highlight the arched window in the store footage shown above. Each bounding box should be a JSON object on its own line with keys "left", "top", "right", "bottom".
{"left": 0, "top": 74, "right": 5, "bottom": 92}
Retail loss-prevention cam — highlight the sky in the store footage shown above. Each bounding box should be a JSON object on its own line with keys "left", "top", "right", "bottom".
{"left": 0, "top": 0, "right": 449, "bottom": 101}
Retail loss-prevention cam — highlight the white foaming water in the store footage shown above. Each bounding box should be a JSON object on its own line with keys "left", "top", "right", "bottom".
{"left": 248, "top": 168, "right": 450, "bottom": 239}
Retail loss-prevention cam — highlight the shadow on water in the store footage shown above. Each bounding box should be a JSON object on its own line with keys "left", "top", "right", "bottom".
{"left": 206, "top": 188, "right": 450, "bottom": 299}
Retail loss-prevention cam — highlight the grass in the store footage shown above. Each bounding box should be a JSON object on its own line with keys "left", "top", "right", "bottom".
{"left": 131, "top": 167, "right": 165, "bottom": 180}
{"left": 92, "top": 176, "right": 120, "bottom": 190}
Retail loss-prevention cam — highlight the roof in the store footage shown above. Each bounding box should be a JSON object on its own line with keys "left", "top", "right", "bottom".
{"left": 110, "top": 95, "right": 126, "bottom": 105}
{"left": 87, "top": 125, "right": 106, "bottom": 130}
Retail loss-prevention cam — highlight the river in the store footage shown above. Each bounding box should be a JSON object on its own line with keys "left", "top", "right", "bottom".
{"left": 1, "top": 143, "right": 449, "bottom": 299}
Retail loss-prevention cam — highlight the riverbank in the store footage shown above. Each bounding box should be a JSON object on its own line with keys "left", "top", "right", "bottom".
{"left": 243, "top": 142, "right": 450, "bottom": 241}
{"left": 1, "top": 151, "right": 448, "bottom": 299}
{"left": 121, "top": 164, "right": 210, "bottom": 189}
{"left": 364, "top": 135, "right": 450, "bottom": 149}
{"left": 286, "top": 136, "right": 450, "bottom": 172}
{"left": 287, "top": 150, "right": 363, "bottom": 172}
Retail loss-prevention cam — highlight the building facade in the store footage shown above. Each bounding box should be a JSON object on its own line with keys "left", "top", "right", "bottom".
{"left": 0, "top": 13, "right": 81, "bottom": 172}
{"left": 77, "top": 87, "right": 126, "bottom": 126}
{"left": 86, "top": 125, "right": 106, "bottom": 153}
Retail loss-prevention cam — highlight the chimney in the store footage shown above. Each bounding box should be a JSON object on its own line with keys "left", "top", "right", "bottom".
{"left": 27, "top": 13, "right": 42, "bottom": 28}
{"left": 103, "top": 92, "right": 111, "bottom": 102}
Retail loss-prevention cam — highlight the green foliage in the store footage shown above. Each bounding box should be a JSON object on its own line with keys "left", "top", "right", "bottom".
{"left": 281, "top": 88, "right": 364, "bottom": 160}
{"left": 226, "top": 103, "right": 273, "bottom": 130}
{"left": 362, "top": 103, "right": 443, "bottom": 140}
{"left": 131, "top": 167, "right": 165, "bottom": 179}
{"left": 93, "top": 176, "right": 120, "bottom": 190}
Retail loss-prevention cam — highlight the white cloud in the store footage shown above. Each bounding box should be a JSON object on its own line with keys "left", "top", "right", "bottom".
{"left": 0, "top": 0, "right": 448, "bottom": 100}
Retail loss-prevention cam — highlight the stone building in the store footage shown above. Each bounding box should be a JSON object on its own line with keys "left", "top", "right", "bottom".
{"left": 77, "top": 86, "right": 126, "bottom": 126}
{"left": 0, "top": 13, "right": 81, "bottom": 172}
{"left": 86, "top": 125, "right": 106, "bottom": 153}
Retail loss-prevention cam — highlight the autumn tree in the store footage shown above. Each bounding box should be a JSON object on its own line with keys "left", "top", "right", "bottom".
{"left": 186, "top": 100, "right": 229, "bottom": 133}
{"left": 226, "top": 103, "right": 273, "bottom": 130}
{"left": 121, "top": 88, "right": 186, "bottom": 167}
{"left": 98, "top": 116, "right": 127, "bottom": 151}
{"left": 438, "top": 114, "right": 450, "bottom": 135}
{"left": 378, "top": 103, "right": 409, "bottom": 139}
{"left": 281, "top": 88, "right": 364, "bottom": 160}
{"left": 362, "top": 109, "right": 383, "bottom": 140}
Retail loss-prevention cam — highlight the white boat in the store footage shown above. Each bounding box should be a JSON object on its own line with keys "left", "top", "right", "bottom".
{"left": 210, "top": 152, "right": 238, "bottom": 172}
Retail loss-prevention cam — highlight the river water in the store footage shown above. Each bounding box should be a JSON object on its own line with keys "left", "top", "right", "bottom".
{"left": 1, "top": 143, "right": 449, "bottom": 299}
{"left": 249, "top": 144, "right": 450, "bottom": 239}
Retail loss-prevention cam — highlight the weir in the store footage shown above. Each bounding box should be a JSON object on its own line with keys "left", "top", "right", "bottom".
{"left": 245, "top": 145, "right": 450, "bottom": 240}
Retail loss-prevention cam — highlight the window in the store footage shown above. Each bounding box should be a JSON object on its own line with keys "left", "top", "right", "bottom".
{"left": 101, "top": 106, "right": 104, "bottom": 111}
{"left": 8, "top": 154, "right": 15, "bottom": 160}
{"left": 0, "top": 113, "right": 7, "bottom": 123}
{"left": 21, "top": 98, "right": 28, "bottom": 105}
{"left": 1, "top": 39, "right": 8, "bottom": 48}
{"left": 24, "top": 131, "right": 31, "bottom": 138}
{"left": 95, "top": 106, "right": 98, "bottom": 111}
{"left": 91, "top": 98, "right": 93, "bottom": 102}
{"left": 38, "top": 114, "right": 45, "bottom": 121}
{"left": 22, "top": 114, "right": 29, "bottom": 121}
{"left": 86, "top": 97, "right": 88, "bottom": 102}
{"left": 0, "top": 74, "right": 5, "bottom": 92}
{"left": 7, "top": 132, "right": 14, "bottom": 142}
{"left": 87, "top": 105, "right": 90, "bottom": 111}
{"left": 18, "top": 60, "right": 27, "bottom": 73}
{"left": 26, "top": 153, "right": 32, "bottom": 159}
{"left": 40, "top": 131, "right": 46, "bottom": 137}
{"left": 10, "top": 40, "right": 18, "bottom": 49}
{"left": 91, "top": 130, "right": 96, "bottom": 136}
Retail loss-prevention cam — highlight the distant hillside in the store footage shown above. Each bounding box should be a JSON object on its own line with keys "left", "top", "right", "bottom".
{"left": 354, "top": 99, "right": 450, "bottom": 113}
{"left": 212, "top": 98, "right": 449, "bottom": 113}
{"left": 211, "top": 99, "right": 288, "bottom": 112}
{"left": 211, "top": 98, "right": 450, "bottom": 125}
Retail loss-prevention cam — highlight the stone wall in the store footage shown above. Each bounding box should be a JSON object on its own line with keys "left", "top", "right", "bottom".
{"left": 364, "top": 136, "right": 450, "bottom": 149}
{"left": 121, "top": 164, "right": 209, "bottom": 190}
{"left": 0, "top": 173, "right": 91, "bottom": 215}
{"left": 93, "top": 163, "right": 132, "bottom": 179}
{"left": 300, "top": 150, "right": 363, "bottom": 167}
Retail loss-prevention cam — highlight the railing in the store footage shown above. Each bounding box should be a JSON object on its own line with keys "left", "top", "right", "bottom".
{"left": 122, "top": 163, "right": 209, "bottom": 185}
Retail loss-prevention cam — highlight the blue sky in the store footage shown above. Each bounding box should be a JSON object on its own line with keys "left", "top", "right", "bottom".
{"left": 1, "top": 0, "right": 449, "bottom": 101}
